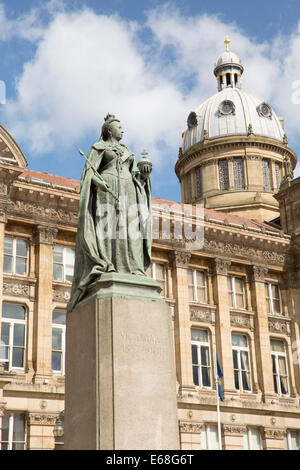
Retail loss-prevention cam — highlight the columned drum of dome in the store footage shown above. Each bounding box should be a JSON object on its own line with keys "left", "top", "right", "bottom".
{"left": 176, "top": 38, "right": 297, "bottom": 222}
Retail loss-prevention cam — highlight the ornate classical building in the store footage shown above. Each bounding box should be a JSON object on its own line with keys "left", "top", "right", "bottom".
{"left": 0, "top": 40, "right": 300, "bottom": 450}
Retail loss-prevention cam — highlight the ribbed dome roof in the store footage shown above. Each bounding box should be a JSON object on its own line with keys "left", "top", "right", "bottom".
{"left": 182, "top": 87, "right": 285, "bottom": 153}
{"left": 215, "top": 50, "right": 241, "bottom": 67}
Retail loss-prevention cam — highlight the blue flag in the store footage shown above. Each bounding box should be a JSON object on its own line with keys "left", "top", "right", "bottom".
{"left": 216, "top": 352, "right": 224, "bottom": 401}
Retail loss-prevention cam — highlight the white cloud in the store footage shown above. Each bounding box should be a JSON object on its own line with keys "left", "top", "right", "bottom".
{"left": 2, "top": 2, "right": 300, "bottom": 173}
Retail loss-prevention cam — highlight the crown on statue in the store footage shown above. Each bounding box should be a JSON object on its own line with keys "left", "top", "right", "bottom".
{"left": 104, "top": 113, "right": 120, "bottom": 125}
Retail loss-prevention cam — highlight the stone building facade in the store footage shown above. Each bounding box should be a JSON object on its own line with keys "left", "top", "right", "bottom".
{"left": 1, "top": 41, "right": 300, "bottom": 450}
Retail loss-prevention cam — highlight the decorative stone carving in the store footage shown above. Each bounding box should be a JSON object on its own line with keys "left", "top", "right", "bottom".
{"left": 3, "top": 281, "right": 30, "bottom": 297}
{"left": 27, "top": 413, "right": 58, "bottom": 426}
{"left": 169, "top": 250, "right": 191, "bottom": 269}
{"left": 262, "top": 428, "right": 285, "bottom": 440}
{"left": 34, "top": 225, "right": 58, "bottom": 245}
{"left": 211, "top": 257, "right": 231, "bottom": 276}
{"left": 179, "top": 420, "right": 203, "bottom": 434}
{"left": 218, "top": 100, "right": 235, "bottom": 117}
{"left": 230, "top": 312, "right": 252, "bottom": 329}
{"left": 190, "top": 306, "right": 215, "bottom": 324}
{"left": 222, "top": 424, "right": 246, "bottom": 436}
{"left": 268, "top": 318, "right": 290, "bottom": 336}
{"left": 53, "top": 286, "right": 71, "bottom": 302}
{"left": 10, "top": 200, "right": 78, "bottom": 225}
{"left": 250, "top": 265, "right": 268, "bottom": 282}
{"left": 257, "top": 102, "right": 272, "bottom": 119}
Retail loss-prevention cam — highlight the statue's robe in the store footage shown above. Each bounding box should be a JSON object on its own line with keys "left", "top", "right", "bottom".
{"left": 67, "top": 138, "right": 152, "bottom": 313}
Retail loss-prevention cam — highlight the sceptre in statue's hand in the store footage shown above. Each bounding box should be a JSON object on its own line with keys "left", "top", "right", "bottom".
{"left": 138, "top": 149, "right": 152, "bottom": 180}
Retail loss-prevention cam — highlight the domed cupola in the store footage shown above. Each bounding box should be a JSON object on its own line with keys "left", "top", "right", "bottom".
{"left": 175, "top": 38, "right": 297, "bottom": 222}
{"left": 214, "top": 37, "right": 244, "bottom": 91}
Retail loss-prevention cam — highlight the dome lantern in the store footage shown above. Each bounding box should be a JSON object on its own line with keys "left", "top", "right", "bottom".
{"left": 214, "top": 37, "right": 244, "bottom": 91}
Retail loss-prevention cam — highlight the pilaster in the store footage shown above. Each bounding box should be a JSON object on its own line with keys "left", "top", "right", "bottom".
{"left": 33, "top": 225, "right": 58, "bottom": 382}
{"left": 26, "top": 412, "right": 57, "bottom": 450}
{"left": 249, "top": 265, "right": 275, "bottom": 401}
{"left": 262, "top": 427, "right": 285, "bottom": 450}
{"left": 222, "top": 423, "right": 246, "bottom": 450}
{"left": 169, "top": 250, "right": 195, "bottom": 393}
{"left": 211, "top": 258, "right": 236, "bottom": 394}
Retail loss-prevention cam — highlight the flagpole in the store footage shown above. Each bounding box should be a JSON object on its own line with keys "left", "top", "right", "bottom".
{"left": 214, "top": 344, "right": 222, "bottom": 450}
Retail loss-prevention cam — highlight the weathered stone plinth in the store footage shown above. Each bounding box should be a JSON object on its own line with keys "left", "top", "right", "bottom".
{"left": 64, "top": 273, "right": 179, "bottom": 450}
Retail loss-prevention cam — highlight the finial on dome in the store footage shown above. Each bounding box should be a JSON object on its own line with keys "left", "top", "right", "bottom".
{"left": 224, "top": 36, "right": 230, "bottom": 52}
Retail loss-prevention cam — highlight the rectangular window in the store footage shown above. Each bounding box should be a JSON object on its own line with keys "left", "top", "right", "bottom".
{"left": 52, "top": 310, "right": 66, "bottom": 375}
{"left": 191, "top": 329, "right": 211, "bottom": 388}
{"left": 3, "top": 237, "right": 29, "bottom": 276}
{"left": 0, "top": 304, "right": 26, "bottom": 371}
{"left": 275, "top": 163, "right": 281, "bottom": 190}
{"left": 218, "top": 159, "right": 229, "bottom": 191}
{"left": 228, "top": 276, "right": 246, "bottom": 309}
{"left": 232, "top": 334, "right": 251, "bottom": 391}
{"left": 265, "top": 283, "right": 282, "bottom": 315}
{"left": 53, "top": 245, "right": 75, "bottom": 283}
{"left": 0, "top": 412, "right": 26, "bottom": 450}
{"left": 233, "top": 158, "right": 245, "bottom": 189}
{"left": 188, "top": 269, "right": 207, "bottom": 303}
{"left": 243, "top": 428, "right": 263, "bottom": 450}
{"left": 284, "top": 431, "right": 300, "bottom": 450}
{"left": 201, "top": 424, "right": 221, "bottom": 450}
{"left": 196, "top": 166, "right": 203, "bottom": 198}
{"left": 146, "top": 263, "right": 167, "bottom": 297}
{"left": 262, "top": 159, "right": 271, "bottom": 190}
{"left": 270, "top": 339, "right": 289, "bottom": 396}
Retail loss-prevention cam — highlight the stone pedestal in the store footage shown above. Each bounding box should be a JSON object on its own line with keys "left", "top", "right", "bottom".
{"left": 64, "top": 273, "right": 180, "bottom": 450}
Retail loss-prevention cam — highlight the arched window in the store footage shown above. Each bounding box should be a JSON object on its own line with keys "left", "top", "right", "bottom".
{"left": 196, "top": 166, "right": 202, "bottom": 198}
{"left": 218, "top": 160, "right": 229, "bottom": 191}
{"left": 233, "top": 158, "right": 245, "bottom": 189}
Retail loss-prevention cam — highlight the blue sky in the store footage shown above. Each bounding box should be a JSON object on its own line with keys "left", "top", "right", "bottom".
{"left": 1, "top": 0, "right": 300, "bottom": 202}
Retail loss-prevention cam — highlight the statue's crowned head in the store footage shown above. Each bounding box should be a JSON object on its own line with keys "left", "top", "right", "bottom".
{"left": 101, "top": 113, "right": 121, "bottom": 141}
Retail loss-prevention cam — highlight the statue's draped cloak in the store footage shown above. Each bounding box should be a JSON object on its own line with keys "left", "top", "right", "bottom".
{"left": 67, "top": 138, "right": 152, "bottom": 313}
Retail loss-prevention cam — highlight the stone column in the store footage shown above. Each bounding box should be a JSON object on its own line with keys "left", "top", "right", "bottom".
{"left": 33, "top": 225, "right": 58, "bottom": 383}
{"left": 27, "top": 413, "right": 57, "bottom": 450}
{"left": 169, "top": 250, "right": 195, "bottom": 394}
{"left": 249, "top": 265, "right": 275, "bottom": 401}
{"left": 222, "top": 424, "right": 246, "bottom": 450}
{"left": 228, "top": 158, "right": 235, "bottom": 190}
{"left": 262, "top": 427, "right": 285, "bottom": 450}
{"left": 211, "top": 258, "right": 236, "bottom": 394}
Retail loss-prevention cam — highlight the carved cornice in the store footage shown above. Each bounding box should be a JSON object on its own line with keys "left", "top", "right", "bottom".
{"left": 169, "top": 250, "right": 191, "bottom": 269}
{"left": 190, "top": 305, "right": 215, "bottom": 324}
{"left": 211, "top": 257, "right": 231, "bottom": 276}
{"left": 262, "top": 427, "right": 285, "bottom": 440}
{"left": 179, "top": 420, "right": 203, "bottom": 434}
{"left": 33, "top": 225, "right": 58, "bottom": 245}
{"left": 222, "top": 424, "right": 246, "bottom": 436}
{"left": 9, "top": 199, "right": 78, "bottom": 226}
{"left": 26, "top": 413, "right": 58, "bottom": 426}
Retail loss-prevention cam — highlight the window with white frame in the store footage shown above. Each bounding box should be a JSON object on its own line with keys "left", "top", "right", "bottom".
{"left": 284, "top": 430, "right": 300, "bottom": 450}
{"left": 52, "top": 310, "right": 66, "bottom": 375}
{"left": 0, "top": 304, "right": 26, "bottom": 372}
{"left": 146, "top": 263, "right": 167, "bottom": 297}
{"left": 0, "top": 412, "right": 26, "bottom": 450}
{"left": 270, "top": 339, "right": 289, "bottom": 396}
{"left": 227, "top": 276, "right": 246, "bottom": 309}
{"left": 232, "top": 334, "right": 251, "bottom": 391}
{"left": 191, "top": 329, "right": 211, "bottom": 388}
{"left": 265, "top": 283, "right": 282, "bottom": 315}
{"left": 53, "top": 245, "right": 75, "bottom": 283}
{"left": 243, "top": 427, "right": 263, "bottom": 450}
{"left": 201, "top": 424, "right": 221, "bottom": 450}
{"left": 188, "top": 269, "right": 207, "bottom": 303}
{"left": 3, "top": 236, "right": 29, "bottom": 276}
